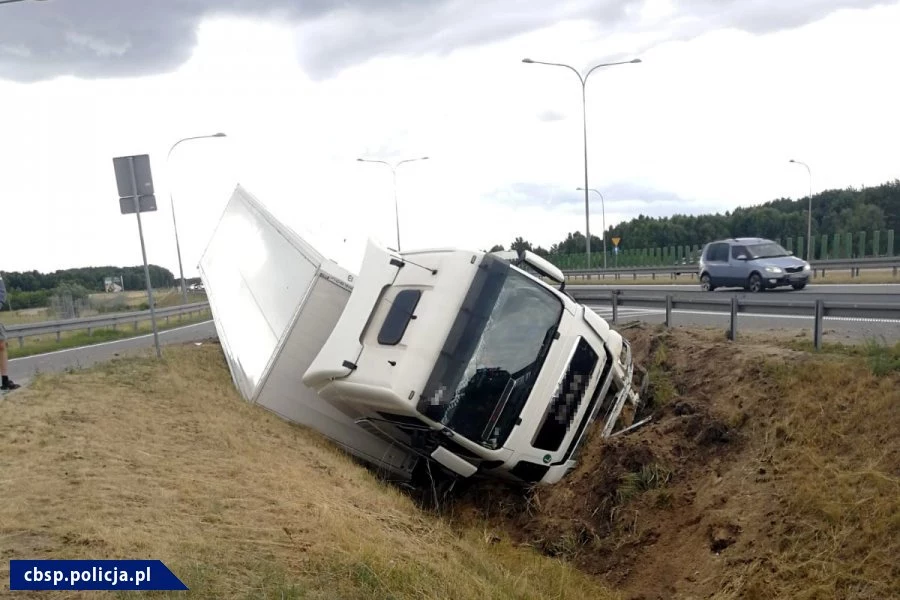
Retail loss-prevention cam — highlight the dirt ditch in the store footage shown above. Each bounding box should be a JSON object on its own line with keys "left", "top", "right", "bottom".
{"left": 423, "top": 324, "right": 899, "bottom": 600}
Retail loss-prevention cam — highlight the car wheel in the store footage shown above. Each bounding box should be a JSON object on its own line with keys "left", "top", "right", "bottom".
{"left": 748, "top": 273, "right": 764, "bottom": 292}
{"left": 791, "top": 282, "right": 807, "bottom": 290}
{"left": 700, "top": 274, "right": 715, "bottom": 292}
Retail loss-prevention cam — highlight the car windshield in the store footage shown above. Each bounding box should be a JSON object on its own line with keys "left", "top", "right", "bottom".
{"left": 745, "top": 242, "right": 791, "bottom": 259}
{"left": 417, "top": 254, "right": 564, "bottom": 450}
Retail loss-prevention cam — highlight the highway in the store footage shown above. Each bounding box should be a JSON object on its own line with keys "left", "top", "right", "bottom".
{"left": 569, "top": 283, "right": 900, "bottom": 300}
{"left": 571, "top": 283, "right": 900, "bottom": 341}
{"left": 6, "top": 320, "right": 217, "bottom": 388}
{"left": 4, "top": 284, "right": 899, "bottom": 392}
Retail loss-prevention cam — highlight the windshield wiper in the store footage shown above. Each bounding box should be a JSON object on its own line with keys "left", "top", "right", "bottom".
{"left": 534, "top": 324, "right": 557, "bottom": 369}
{"left": 481, "top": 378, "right": 517, "bottom": 443}
{"left": 509, "top": 323, "right": 558, "bottom": 381}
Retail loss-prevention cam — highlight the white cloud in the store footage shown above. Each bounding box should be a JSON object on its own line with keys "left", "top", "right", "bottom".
{"left": 64, "top": 31, "right": 131, "bottom": 58}
{"left": 0, "top": 2, "right": 898, "bottom": 278}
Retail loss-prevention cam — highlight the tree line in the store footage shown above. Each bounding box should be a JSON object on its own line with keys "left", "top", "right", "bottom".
{"left": 1, "top": 265, "right": 175, "bottom": 310}
{"left": 488, "top": 179, "right": 899, "bottom": 256}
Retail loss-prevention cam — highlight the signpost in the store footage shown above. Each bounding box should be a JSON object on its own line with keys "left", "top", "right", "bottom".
{"left": 113, "top": 154, "right": 161, "bottom": 359}
{"left": 612, "top": 237, "right": 621, "bottom": 269}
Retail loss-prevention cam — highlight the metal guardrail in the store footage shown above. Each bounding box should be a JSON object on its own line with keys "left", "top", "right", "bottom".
{"left": 5, "top": 302, "right": 211, "bottom": 348}
{"left": 562, "top": 256, "right": 900, "bottom": 279}
{"left": 569, "top": 289, "right": 900, "bottom": 350}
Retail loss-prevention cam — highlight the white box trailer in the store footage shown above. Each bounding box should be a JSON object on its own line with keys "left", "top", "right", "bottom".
{"left": 198, "top": 185, "right": 418, "bottom": 480}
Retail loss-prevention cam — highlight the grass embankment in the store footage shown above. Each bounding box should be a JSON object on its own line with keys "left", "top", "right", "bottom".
{"left": 444, "top": 326, "right": 900, "bottom": 599}
{"left": 1, "top": 289, "right": 207, "bottom": 326}
{"left": 3, "top": 289, "right": 210, "bottom": 358}
{"left": 7, "top": 311, "right": 212, "bottom": 360}
{"left": 0, "top": 344, "right": 614, "bottom": 600}
{"left": 87, "top": 289, "right": 208, "bottom": 310}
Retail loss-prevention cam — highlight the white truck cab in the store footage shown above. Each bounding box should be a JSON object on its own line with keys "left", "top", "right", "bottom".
{"left": 303, "top": 239, "right": 643, "bottom": 485}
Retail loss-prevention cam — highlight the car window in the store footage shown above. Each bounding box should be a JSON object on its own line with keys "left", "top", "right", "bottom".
{"left": 731, "top": 245, "right": 748, "bottom": 259}
{"left": 708, "top": 243, "right": 728, "bottom": 262}
{"left": 745, "top": 242, "right": 790, "bottom": 259}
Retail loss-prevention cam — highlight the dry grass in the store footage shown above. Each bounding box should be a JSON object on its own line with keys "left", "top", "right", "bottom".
{"left": 745, "top": 359, "right": 900, "bottom": 599}
{"left": 1, "top": 289, "right": 206, "bottom": 327}
{"left": 0, "top": 308, "right": 53, "bottom": 326}
{"left": 88, "top": 289, "right": 207, "bottom": 310}
{"left": 0, "top": 343, "right": 616, "bottom": 600}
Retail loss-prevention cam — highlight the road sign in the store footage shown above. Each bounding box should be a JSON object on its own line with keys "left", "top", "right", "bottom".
{"left": 113, "top": 154, "right": 161, "bottom": 359}
{"left": 119, "top": 195, "right": 157, "bottom": 215}
{"left": 113, "top": 154, "right": 154, "bottom": 199}
{"left": 612, "top": 237, "right": 621, "bottom": 247}
{"left": 614, "top": 246, "right": 619, "bottom": 254}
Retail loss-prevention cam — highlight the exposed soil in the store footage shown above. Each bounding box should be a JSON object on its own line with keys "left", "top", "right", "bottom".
{"left": 431, "top": 323, "right": 895, "bottom": 600}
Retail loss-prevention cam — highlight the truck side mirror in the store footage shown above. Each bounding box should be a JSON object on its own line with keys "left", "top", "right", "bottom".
{"left": 736, "top": 254, "right": 748, "bottom": 260}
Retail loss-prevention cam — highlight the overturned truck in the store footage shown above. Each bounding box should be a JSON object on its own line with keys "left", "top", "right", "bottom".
{"left": 200, "top": 185, "right": 646, "bottom": 486}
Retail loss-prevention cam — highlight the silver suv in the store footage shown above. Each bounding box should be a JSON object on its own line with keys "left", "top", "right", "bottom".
{"left": 698, "top": 237, "right": 811, "bottom": 292}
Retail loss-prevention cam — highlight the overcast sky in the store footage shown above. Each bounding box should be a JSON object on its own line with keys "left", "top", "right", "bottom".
{"left": 1, "top": 0, "right": 898, "bottom": 277}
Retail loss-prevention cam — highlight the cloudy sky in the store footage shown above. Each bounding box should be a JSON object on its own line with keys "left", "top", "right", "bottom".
{"left": 1, "top": 0, "right": 898, "bottom": 277}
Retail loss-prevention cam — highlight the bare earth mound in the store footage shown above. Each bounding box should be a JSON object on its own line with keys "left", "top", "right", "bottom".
{"left": 444, "top": 324, "right": 899, "bottom": 600}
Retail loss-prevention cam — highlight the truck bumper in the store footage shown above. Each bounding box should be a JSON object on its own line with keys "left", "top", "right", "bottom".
{"left": 600, "top": 339, "right": 642, "bottom": 437}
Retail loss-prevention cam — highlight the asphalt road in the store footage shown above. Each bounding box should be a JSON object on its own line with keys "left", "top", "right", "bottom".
{"left": 5, "top": 283, "right": 899, "bottom": 391}
{"left": 574, "top": 283, "right": 900, "bottom": 341}
{"left": 570, "top": 283, "right": 900, "bottom": 303}
{"left": 6, "top": 320, "right": 218, "bottom": 387}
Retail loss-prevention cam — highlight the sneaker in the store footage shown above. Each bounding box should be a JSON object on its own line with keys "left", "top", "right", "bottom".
{"left": 1, "top": 380, "right": 20, "bottom": 392}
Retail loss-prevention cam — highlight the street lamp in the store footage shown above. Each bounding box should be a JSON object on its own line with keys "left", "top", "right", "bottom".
{"left": 357, "top": 156, "right": 429, "bottom": 252}
{"left": 167, "top": 132, "right": 227, "bottom": 304}
{"left": 789, "top": 159, "right": 813, "bottom": 261}
{"left": 522, "top": 56, "right": 641, "bottom": 269}
{"left": 576, "top": 187, "right": 607, "bottom": 270}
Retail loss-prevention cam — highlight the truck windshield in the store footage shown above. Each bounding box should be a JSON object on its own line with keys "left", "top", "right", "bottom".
{"left": 417, "top": 254, "right": 564, "bottom": 450}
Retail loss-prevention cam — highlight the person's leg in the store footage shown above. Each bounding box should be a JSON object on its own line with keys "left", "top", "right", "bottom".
{"left": 0, "top": 325, "right": 18, "bottom": 390}
{"left": 0, "top": 324, "right": 7, "bottom": 376}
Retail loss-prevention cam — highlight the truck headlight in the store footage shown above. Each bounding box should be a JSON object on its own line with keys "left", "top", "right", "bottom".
{"left": 765, "top": 266, "right": 783, "bottom": 274}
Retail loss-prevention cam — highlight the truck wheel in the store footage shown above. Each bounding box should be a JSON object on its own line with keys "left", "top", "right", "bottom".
{"left": 748, "top": 273, "right": 763, "bottom": 292}
{"left": 700, "top": 274, "right": 715, "bottom": 292}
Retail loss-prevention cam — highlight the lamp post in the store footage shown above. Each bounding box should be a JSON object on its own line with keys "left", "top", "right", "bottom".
{"left": 789, "top": 159, "right": 813, "bottom": 261}
{"left": 167, "top": 133, "right": 227, "bottom": 304}
{"left": 357, "top": 156, "right": 429, "bottom": 252}
{"left": 576, "top": 187, "right": 607, "bottom": 270}
{"left": 522, "top": 56, "right": 641, "bottom": 269}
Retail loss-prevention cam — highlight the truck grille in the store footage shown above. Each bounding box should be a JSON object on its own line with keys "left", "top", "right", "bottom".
{"left": 532, "top": 338, "right": 598, "bottom": 452}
